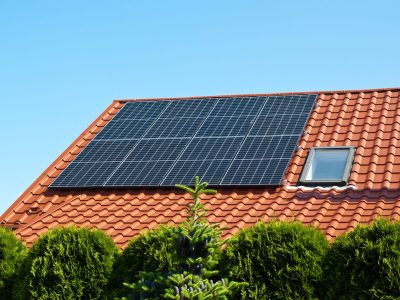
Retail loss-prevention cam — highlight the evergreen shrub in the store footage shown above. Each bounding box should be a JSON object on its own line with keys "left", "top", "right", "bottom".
{"left": 322, "top": 218, "right": 400, "bottom": 299}
{"left": 221, "top": 220, "right": 328, "bottom": 299}
{"left": 16, "top": 226, "right": 119, "bottom": 300}
{"left": 110, "top": 225, "right": 177, "bottom": 297}
{"left": 0, "top": 227, "right": 27, "bottom": 299}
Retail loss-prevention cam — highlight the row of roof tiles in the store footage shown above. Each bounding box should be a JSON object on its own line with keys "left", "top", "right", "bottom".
{"left": 2, "top": 88, "right": 400, "bottom": 247}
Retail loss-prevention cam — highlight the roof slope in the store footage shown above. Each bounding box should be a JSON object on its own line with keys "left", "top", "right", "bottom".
{"left": 2, "top": 88, "right": 400, "bottom": 248}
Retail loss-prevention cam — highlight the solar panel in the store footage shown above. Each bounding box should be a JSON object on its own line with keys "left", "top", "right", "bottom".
{"left": 161, "top": 159, "right": 232, "bottom": 186}
{"left": 105, "top": 160, "right": 174, "bottom": 186}
{"left": 94, "top": 118, "right": 156, "bottom": 140}
{"left": 144, "top": 117, "right": 205, "bottom": 138}
{"left": 159, "top": 98, "right": 215, "bottom": 118}
{"left": 50, "top": 94, "right": 317, "bottom": 188}
{"left": 111, "top": 101, "right": 168, "bottom": 120}
{"left": 51, "top": 162, "right": 118, "bottom": 187}
{"left": 196, "top": 116, "right": 255, "bottom": 137}
{"left": 221, "top": 158, "right": 291, "bottom": 185}
{"left": 209, "top": 97, "right": 266, "bottom": 116}
{"left": 124, "top": 138, "right": 190, "bottom": 161}
{"left": 73, "top": 140, "right": 139, "bottom": 162}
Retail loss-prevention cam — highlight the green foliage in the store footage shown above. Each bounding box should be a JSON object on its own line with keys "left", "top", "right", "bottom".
{"left": 173, "top": 177, "right": 221, "bottom": 277}
{"left": 110, "top": 225, "right": 177, "bottom": 297}
{"left": 122, "top": 271, "right": 173, "bottom": 299}
{"left": 121, "top": 176, "right": 242, "bottom": 299}
{"left": 321, "top": 218, "right": 400, "bottom": 300}
{"left": 163, "top": 273, "right": 245, "bottom": 300}
{"left": 123, "top": 271, "right": 244, "bottom": 299}
{"left": 221, "top": 221, "right": 328, "bottom": 299}
{"left": 16, "top": 226, "right": 119, "bottom": 300}
{"left": 0, "top": 227, "right": 27, "bottom": 299}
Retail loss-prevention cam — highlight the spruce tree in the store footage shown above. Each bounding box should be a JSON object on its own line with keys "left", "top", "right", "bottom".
{"left": 123, "top": 177, "right": 244, "bottom": 299}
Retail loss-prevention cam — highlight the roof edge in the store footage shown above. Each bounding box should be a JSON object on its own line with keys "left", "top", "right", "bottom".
{"left": 114, "top": 87, "right": 400, "bottom": 103}
{"left": 0, "top": 102, "right": 118, "bottom": 224}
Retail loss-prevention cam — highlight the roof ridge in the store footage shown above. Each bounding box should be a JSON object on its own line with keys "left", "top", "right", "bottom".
{"left": 114, "top": 87, "right": 400, "bottom": 102}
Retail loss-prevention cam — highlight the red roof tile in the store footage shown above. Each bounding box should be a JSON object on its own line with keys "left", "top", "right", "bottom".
{"left": 2, "top": 88, "right": 400, "bottom": 248}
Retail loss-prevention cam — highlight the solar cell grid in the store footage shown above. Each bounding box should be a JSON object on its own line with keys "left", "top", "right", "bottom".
{"left": 51, "top": 162, "right": 117, "bottom": 187}
{"left": 50, "top": 94, "right": 317, "bottom": 188}
{"left": 209, "top": 97, "right": 266, "bottom": 116}
{"left": 105, "top": 160, "right": 174, "bottom": 186}
{"left": 161, "top": 159, "right": 231, "bottom": 186}
{"left": 196, "top": 115, "right": 255, "bottom": 137}
{"left": 144, "top": 117, "right": 205, "bottom": 138}
{"left": 125, "top": 138, "right": 190, "bottom": 161}
{"left": 249, "top": 114, "right": 309, "bottom": 136}
{"left": 234, "top": 136, "right": 299, "bottom": 160}
{"left": 221, "top": 158, "right": 291, "bottom": 185}
{"left": 259, "top": 95, "right": 313, "bottom": 116}
{"left": 94, "top": 118, "right": 156, "bottom": 140}
{"left": 74, "top": 140, "right": 138, "bottom": 162}
{"left": 112, "top": 101, "right": 168, "bottom": 120}
{"left": 179, "top": 137, "right": 243, "bottom": 160}
{"left": 159, "top": 98, "right": 215, "bottom": 119}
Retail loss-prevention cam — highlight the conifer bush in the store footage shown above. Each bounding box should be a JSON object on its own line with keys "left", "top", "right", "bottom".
{"left": 15, "top": 226, "right": 119, "bottom": 300}
{"left": 221, "top": 221, "right": 328, "bottom": 299}
{"left": 0, "top": 227, "right": 27, "bottom": 300}
{"left": 321, "top": 218, "right": 400, "bottom": 299}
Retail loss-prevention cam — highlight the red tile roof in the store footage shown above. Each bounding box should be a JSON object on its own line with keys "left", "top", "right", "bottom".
{"left": 2, "top": 88, "right": 400, "bottom": 248}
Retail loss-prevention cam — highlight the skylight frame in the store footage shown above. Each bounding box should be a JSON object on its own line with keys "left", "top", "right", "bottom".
{"left": 299, "top": 146, "right": 356, "bottom": 186}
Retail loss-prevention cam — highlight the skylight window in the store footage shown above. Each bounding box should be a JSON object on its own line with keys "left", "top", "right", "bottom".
{"left": 299, "top": 147, "right": 355, "bottom": 186}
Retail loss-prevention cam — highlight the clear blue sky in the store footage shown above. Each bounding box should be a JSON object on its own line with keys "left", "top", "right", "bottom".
{"left": 0, "top": 1, "right": 399, "bottom": 214}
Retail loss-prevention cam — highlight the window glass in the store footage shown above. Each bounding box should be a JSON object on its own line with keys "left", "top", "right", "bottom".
{"left": 305, "top": 149, "right": 349, "bottom": 181}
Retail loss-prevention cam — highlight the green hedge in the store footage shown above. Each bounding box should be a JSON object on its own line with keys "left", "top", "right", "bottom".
{"left": 221, "top": 221, "right": 328, "bottom": 299}
{"left": 15, "top": 226, "right": 119, "bottom": 300}
{"left": 110, "top": 225, "right": 177, "bottom": 297}
{"left": 321, "top": 218, "right": 400, "bottom": 299}
{"left": 0, "top": 227, "right": 27, "bottom": 300}
{"left": 5, "top": 217, "right": 400, "bottom": 299}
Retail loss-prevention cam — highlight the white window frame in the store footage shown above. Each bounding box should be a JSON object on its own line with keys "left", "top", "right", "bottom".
{"left": 299, "top": 146, "right": 356, "bottom": 186}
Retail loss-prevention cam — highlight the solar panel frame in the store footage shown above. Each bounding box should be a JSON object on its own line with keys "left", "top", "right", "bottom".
{"left": 195, "top": 115, "right": 256, "bottom": 137}
{"left": 50, "top": 161, "right": 119, "bottom": 187}
{"left": 220, "top": 94, "right": 317, "bottom": 186}
{"left": 104, "top": 160, "right": 175, "bottom": 187}
{"left": 73, "top": 140, "right": 140, "bottom": 163}
{"left": 111, "top": 101, "right": 169, "bottom": 121}
{"left": 50, "top": 100, "right": 174, "bottom": 188}
{"left": 161, "top": 159, "right": 232, "bottom": 186}
{"left": 50, "top": 94, "right": 317, "bottom": 188}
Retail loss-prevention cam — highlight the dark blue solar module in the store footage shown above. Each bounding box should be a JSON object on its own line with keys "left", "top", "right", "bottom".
{"left": 196, "top": 116, "right": 255, "bottom": 137}
{"left": 178, "top": 137, "right": 244, "bottom": 160}
{"left": 144, "top": 117, "right": 205, "bottom": 138}
{"left": 73, "top": 140, "right": 139, "bottom": 162}
{"left": 159, "top": 98, "right": 215, "bottom": 118}
{"left": 221, "top": 158, "right": 291, "bottom": 185}
{"left": 209, "top": 97, "right": 266, "bottom": 116}
{"left": 94, "top": 118, "right": 156, "bottom": 140}
{"left": 124, "top": 138, "right": 190, "bottom": 161}
{"left": 105, "top": 160, "right": 174, "bottom": 186}
{"left": 50, "top": 94, "right": 317, "bottom": 188}
{"left": 111, "top": 101, "right": 168, "bottom": 120}
{"left": 51, "top": 162, "right": 118, "bottom": 187}
{"left": 161, "top": 159, "right": 232, "bottom": 186}
{"left": 232, "top": 136, "right": 300, "bottom": 160}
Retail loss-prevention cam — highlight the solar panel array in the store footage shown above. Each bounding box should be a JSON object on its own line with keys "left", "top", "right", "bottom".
{"left": 50, "top": 94, "right": 317, "bottom": 188}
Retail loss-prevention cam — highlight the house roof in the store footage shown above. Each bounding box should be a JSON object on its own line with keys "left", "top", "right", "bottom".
{"left": 2, "top": 87, "right": 400, "bottom": 248}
